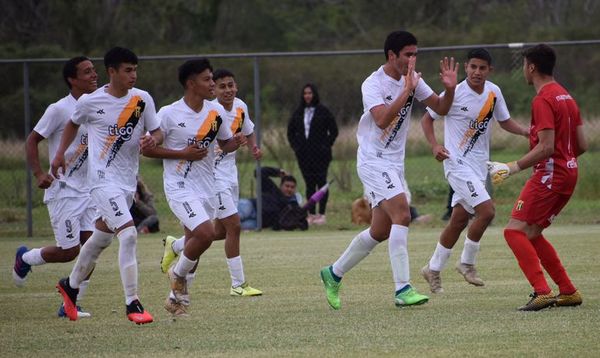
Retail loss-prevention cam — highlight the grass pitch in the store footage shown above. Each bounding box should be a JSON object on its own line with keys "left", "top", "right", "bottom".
{"left": 1, "top": 225, "right": 599, "bottom": 357}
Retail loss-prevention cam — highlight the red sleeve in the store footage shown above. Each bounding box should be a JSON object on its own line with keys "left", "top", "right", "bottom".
{"left": 532, "top": 97, "right": 555, "bottom": 131}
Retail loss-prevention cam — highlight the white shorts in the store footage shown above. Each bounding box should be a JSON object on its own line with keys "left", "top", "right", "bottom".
{"left": 445, "top": 159, "right": 491, "bottom": 214}
{"left": 90, "top": 187, "right": 134, "bottom": 232}
{"left": 168, "top": 196, "right": 216, "bottom": 231}
{"left": 47, "top": 196, "right": 96, "bottom": 249}
{"left": 357, "top": 162, "right": 407, "bottom": 208}
{"left": 215, "top": 186, "right": 239, "bottom": 220}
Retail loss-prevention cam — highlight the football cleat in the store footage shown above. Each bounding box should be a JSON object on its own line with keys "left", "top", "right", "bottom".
{"left": 56, "top": 277, "right": 79, "bottom": 321}
{"left": 230, "top": 282, "right": 263, "bottom": 297}
{"left": 320, "top": 266, "right": 341, "bottom": 310}
{"left": 164, "top": 297, "right": 188, "bottom": 317}
{"left": 421, "top": 265, "right": 444, "bottom": 293}
{"left": 456, "top": 262, "right": 485, "bottom": 286}
{"left": 517, "top": 292, "right": 557, "bottom": 311}
{"left": 13, "top": 245, "right": 32, "bottom": 287}
{"left": 394, "top": 285, "right": 429, "bottom": 307}
{"left": 160, "top": 236, "right": 179, "bottom": 273}
{"left": 126, "top": 299, "right": 153, "bottom": 324}
{"left": 556, "top": 290, "right": 583, "bottom": 307}
{"left": 58, "top": 304, "right": 91, "bottom": 319}
{"left": 167, "top": 267, "right": 188, "bottom": 303}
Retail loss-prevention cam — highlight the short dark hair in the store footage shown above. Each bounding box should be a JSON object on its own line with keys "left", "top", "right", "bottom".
{"left": 63, "top": 56, "right": 90, "bottom": 89}
{"left": 281, "top": 175, "right": 297, "bottom": 186}
{"left": 104, "top": 47, "right": 138, "bottom": 71}
{"left": 522, "top": 44, "right": 556, "bottom": 76}
{"left": 467, "top": 48, "right": 493, "bottom": 66}
{"left": 178, "top": 58, "right": 213, "bottom": 87}
{"left": 384, "top": 30, "right": 417, "bottom": 60}
{"left": 213, "top": 68, "right": 235, "bottom": 82}
{"left": 299, "top": 83, "right": 320, "bottom": 108}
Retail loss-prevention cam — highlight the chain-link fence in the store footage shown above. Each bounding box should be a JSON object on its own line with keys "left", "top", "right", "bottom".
{"left": 2, "top": 40, "right": 599, "bottom": 237}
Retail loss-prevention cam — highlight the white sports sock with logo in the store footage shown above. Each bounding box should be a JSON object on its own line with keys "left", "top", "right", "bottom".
{"left": 174, "top": 253, "right": 197, "bottom": 278}
{"left": 332, "top": 229, "right": 379, "bottom": 278}
{"left": 69, "top": 230, "right": 113, "bottom": 289}
{"left": 388, "top": 224, "right": 410, "bottom": 292}
{"left": 429, "top": 242, "right": 453, "bottom": 272}
{"left": 461, "top": 236, "right": 480, "bottom": 265}
{"left": 22, "top": 248, "right": 46, "bottom": 266}
{"left": 227, "top": 256, "right": 245, "bottom": 288}
{"left": 117, "top": 227, "right": 139, "bottom": 305}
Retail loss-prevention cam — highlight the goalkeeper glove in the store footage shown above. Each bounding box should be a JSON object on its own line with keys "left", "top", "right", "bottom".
{"left": 487, "top": 161, "right": 521, "bottom": 185}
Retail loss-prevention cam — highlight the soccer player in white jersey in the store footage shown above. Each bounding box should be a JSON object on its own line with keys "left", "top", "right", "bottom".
{"left": 420, "top": 48, "right": 529, "bottom": 294}
{"left": 18, "top": 57, "right": 97, "bottom": 318}
{"left": 52, "top": 47, "right": 162, "bottom": 324}
{"left": 142, "top": 59, "right": 245, "bottom": 316}
{"left": 320, "top": 30, "right": 458, "bottom": 309}
{"left": 159, "top": 68, "right": 263, "bottom": 297}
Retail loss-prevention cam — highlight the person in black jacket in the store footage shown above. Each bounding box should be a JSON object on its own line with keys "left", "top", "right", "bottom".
{"left": 287, "top": 83, "right": 338, "bottom": 225}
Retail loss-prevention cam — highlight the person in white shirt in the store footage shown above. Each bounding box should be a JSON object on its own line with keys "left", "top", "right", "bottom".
{"left": 320, "top": 30, "right": 458, "bottom": 309}
{"left": 143, "top": 59, "right": 245, "bottom": 316}
{"left": 18, "top": 56, "right": 97, "bottom": 319}
{"left": 420, "top": 48, "right": 529, "bottom": 294}
{"left": 158, "top": 68, "right": 263, "bottom": 298}
{"left": 52, "top": 47, "right": 162, "bottom": 324}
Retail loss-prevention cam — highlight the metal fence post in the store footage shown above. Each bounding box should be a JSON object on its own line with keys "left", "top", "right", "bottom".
{"left": 23, "top": 62, "right": 33, "bottom": 237}
{"left": 253, "top": 56, "right": 262, "bottom": 231}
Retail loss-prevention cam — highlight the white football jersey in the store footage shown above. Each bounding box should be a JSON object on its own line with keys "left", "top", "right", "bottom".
{"left": 428, "top": 80, "right": 510, "bottom": 180}
{"left": 159, "top": 98, "right": 232, "bottom": 200}
{"left": 357, "top": 65, "right": 434, "bottom": 166}
{"left": 71, "top": 86, "right": 159, "bottom": 192}
{"left": 33, "top": 94, "right": 89, "bottom": 203}
{"left": 213, "top": 97, "right": 255, "bottom": 192}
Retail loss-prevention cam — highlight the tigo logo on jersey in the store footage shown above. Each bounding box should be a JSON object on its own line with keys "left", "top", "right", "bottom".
{"left": 108, "top": 122, "right": 135, "bottom": 141}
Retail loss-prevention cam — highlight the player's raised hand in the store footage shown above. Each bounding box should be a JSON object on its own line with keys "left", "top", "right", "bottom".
{"left": 487, "top": 161, "right": 521, "bottom": 185}
{"left": 35, "top": 172, "right": 54, "bottom": 189}
{"left": 432, "top": 144, "right": 450, "bottom": 162}
{"left": 439, "top": 57, "right": 458, "bottom": 90}
{"left": 182, "top": 145, "right": 208, "bottom": 161}
{"left": 139, "top": 134, "right": 156, "bottom": 151}
{"left": 404, "top": 56, "right": 422, "bottom": 92}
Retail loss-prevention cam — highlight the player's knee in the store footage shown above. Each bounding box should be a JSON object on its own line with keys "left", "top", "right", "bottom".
{"left": 192, "top": 223, "right": 215, "bottom": 244}
{"left": 116, "top": 226, "right": 137, "bottom": 245}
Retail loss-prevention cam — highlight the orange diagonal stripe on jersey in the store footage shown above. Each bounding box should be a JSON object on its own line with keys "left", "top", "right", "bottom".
{"left": 458, "top": 92, "right": 496, "bottom": 148}
{"left": 196, "top": 110, "right": 219, "bottom": 140}
{"left": 67, "top": 143, "right": 87, "bottom": 167}
{"left": 100, "top": 95, "right": 141, "bottom": 160}
{"left": 230, "top": 107, "right": 244, "bottom": 133}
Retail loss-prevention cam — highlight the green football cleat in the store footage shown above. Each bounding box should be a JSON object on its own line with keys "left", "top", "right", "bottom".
{"left": 230, "top": 282, "right": 263, "bottom": 297}
{"left": 394, "top": 286, "right": 429, "bottom": 307}
{"left": 320, "top": 266, "right": 341, "bottom": 310}
{"left": 160, "top": 236, "right": 179, "bottom": 274}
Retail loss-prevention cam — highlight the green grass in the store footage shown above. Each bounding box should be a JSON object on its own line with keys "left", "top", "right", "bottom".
{"left": 1, "top": 225, "right": 599, "bottom": 356}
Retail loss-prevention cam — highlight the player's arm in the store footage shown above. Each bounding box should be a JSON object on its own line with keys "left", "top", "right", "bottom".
{"left": 499, "top": 118, "right": 529, "bottom": 137}
{"left": 50, "top": 120, "right": 80, "bottom": 178}
{"left": 26, "top": 130, "right": 53, "bottom": 189}
{"left": 245, "top": 132, "right": 262, "bottom": 160}
{"left": 575, "top": 124, "right": 588, "bottom": 156}
{"left": 218, "top": 132, "right": 247, "bottom": 154}
{"left": 142, "top": 143, "right": 208, "bottom": 161}
{"left": 371, "top": 57, "right": 420, "bottom": 129}
{"left": 488, "top": 129, "right": 554, "bottom": 184}
{"left": 420, "top": 111, "right": 449, "bottom": 162}
{"left": 421, "top": 57, "right": 458, "bottom": 115}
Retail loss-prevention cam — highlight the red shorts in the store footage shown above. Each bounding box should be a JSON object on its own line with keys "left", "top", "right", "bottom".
{"left": 511, "top": 178, "right": 572, "bottom": 228}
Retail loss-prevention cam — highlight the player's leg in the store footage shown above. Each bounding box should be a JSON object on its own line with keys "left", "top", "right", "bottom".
{"left": 457, "top": 199, "right": 494, "bottom": 287}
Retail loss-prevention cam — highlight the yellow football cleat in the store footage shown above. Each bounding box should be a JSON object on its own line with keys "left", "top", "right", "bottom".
{"left": 230, "top": 282, "right": 263, "bottom": 297}
{"left": 160, "top": 236, "right": 178, "bottom": 273}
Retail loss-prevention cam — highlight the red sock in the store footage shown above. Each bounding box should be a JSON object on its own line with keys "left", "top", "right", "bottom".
{"left": 504, "top": 229, "right": 551, "bottom": 294}
{"left": 531, "top": 235, "right": 576, "bottom": 295}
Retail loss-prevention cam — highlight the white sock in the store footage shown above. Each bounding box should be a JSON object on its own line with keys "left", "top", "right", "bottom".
{"left": 174, "top": 253, "right": 197, "bottom": 278}
{"left": 227, "top": 256, "right": 245, "bottom": 287}
{"left": 388, "top": 224, "right": 410, "bottom": 292}
{"left": 117, "top": 227, "right": 139, "bottom": 305}
{"left": 77, "top": 280, "right": 90, "bottom": 302}
{"left": 461, "top": 236, "right": 480, "bottom": 265}
{"left": 332, "top": 229, "right": 379, "bottom": 278}
{"left": 69, "top": 230, "right": 113, "bottom": 289}
{"left": 429, "top": 242, "right": 453, "bottom": 272}
{"left": 22, "top": 248, "right": 45, "bottom": 266}
{"left": 172, "top": 236, "right": 185, "bottom": 255}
